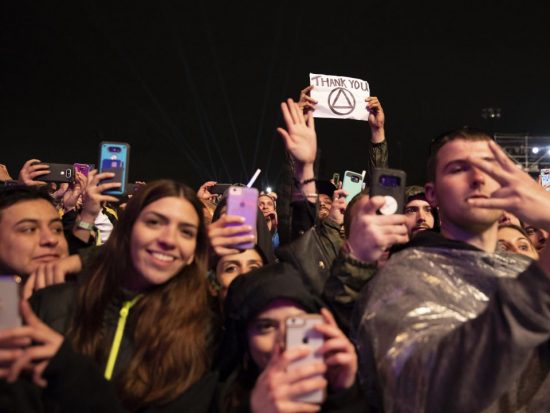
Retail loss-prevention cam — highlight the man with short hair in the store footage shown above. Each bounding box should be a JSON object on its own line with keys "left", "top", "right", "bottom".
{"left": 403, "top": 185, "right": 437, "bottom": 237}
{"left": 0, "top": 186, "right": 69, "bottom": 277}
{"left": 353, "top": 127, "right": 550, "bottom": 412}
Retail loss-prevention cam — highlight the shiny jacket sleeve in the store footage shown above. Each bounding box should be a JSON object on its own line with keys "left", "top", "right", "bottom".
{"left": 354, "top": 249, "right": 550, "bottom": 413}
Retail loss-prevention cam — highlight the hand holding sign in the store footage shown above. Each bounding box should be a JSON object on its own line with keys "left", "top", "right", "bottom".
{"left": 366, "top": 96, "right": 385, "bottom": 143}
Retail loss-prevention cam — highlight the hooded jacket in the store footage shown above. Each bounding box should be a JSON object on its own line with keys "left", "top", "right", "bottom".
{"left": 217, "top": 262, "right": 369, "bottom": 413}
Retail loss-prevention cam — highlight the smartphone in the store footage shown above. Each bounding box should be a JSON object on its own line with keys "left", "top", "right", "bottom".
{"left": 540, "top": 168, "right": 550, "bottom": 191}
{"left": 332, "top": 172, "right": 340, "bottom": 187}
{"left": 38, "top": 163, "right": 75, "bottom": 183}
{"left": 74, "top": 163, "right": 93, "bottom": 177}
{"left": 226, "top": 186, "right": 258, "bottom": 250}
{"left": 285, "top": 314, "right": 325, "bottom": 404}
{"left": 0, "top": 275, "right": 22, "bottom": 329}
{"left": 99, "top": 142, "right": 130, "bottom": 196}
{"left": 342, "top": 170, "right": 364, "bottom": 202}
{"left": 209, "top": 183, "right": 232, "bottom": 195}
{"left": 369, "top": 168, "right": 407, "bottom": 215}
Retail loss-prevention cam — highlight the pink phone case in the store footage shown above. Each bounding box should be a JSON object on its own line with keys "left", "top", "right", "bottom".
{"left": 285, "top": 314, "right": 325, "bottom": 404}
{"left": 226, "top": 186, "right": 258, "bottom": 250}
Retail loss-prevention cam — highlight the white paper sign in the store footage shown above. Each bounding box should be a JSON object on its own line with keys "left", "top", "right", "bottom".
{"left": 309, "top": 73, "right": 370, "bottom": 121}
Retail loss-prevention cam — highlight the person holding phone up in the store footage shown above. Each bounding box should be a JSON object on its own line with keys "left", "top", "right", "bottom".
{"left": 1, "top": 180, "right": 218, "bottom": 413}
{"left": 217, "top": 262, "right": 367, "bottom": 413}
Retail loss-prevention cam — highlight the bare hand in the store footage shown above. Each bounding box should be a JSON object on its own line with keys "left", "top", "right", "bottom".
{"left": 314, "top": 308, "right": 357, "bottom": 390}
{"left": 297, "top": 85, "right": 318, "bottom": 115}
{"left": 197, "top": 181, "right": 217, "bottom": 201}
{"left": 0, "top": 164, "right": 13, "bottom": 181}
{"left": 250, "top": 344, "right": 326, "bottom": 413}
{"left": 1, "top": 300, "right": 63, "bottom": 387}
{"left": 277, "top": 98, "right": 317, "bottom": 167}
{"left": 208, "top": 214, "right": 255, "bottom": 256}
{"left": 467, "top": 140, "right": 550, "bottom": 230}
{"left": 347, "top": 196, "right": 409, "bottom": 262}
{"left": 327, "top": 188, "right": 348, "bottom": 225}
{"left": 23, "top": 254, "right": 83, "bottom": 300}
{"left": 17, "top": 159, "right": 50, "bottom": 186}
{"left": 365, "top": 96, "right": 385, "bottom": 143}
{"left": 80, "top": 170, "right": 120, "bottom": 219}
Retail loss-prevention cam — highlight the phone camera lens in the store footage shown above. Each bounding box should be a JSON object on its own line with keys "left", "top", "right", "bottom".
{"left": 302, "top": 336, "right": 309, "bottom": 344}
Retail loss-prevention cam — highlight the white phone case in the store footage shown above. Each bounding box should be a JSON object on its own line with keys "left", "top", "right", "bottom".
{"left": 285, "top": 314, "right": 325, "bottom": 404}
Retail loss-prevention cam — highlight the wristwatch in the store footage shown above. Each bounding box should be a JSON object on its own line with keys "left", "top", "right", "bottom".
{"left": 75, "top": 220, "right": 97, "bottom": 232}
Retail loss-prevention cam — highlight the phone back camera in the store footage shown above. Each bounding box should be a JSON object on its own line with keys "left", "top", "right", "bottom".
{"left": 108, "top": 146, "right": 122, "bottom": 153}
{"left": 66, "top": 169, "right": 72, "bottom": 178}
{"left": 351, "top": 176, "right": 359, "bottom": 183}
{"left": 240, "top": 202, "right": 245, "bottom": 207}
{"left": 302, "top": 336, "right": 309, "bottom": 344}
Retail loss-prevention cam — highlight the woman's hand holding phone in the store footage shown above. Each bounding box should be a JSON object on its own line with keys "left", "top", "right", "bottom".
{"left": 250, "top": 343, "right": 327, "bottom": 413}
{"left": 0, "top": 300, "right": 63, "bottom": 387}
{"left": 314, "top": 308, "right": 357, "bottom": 391}
{"left": 207, "top": 214, "right": 255, "bottom": 256}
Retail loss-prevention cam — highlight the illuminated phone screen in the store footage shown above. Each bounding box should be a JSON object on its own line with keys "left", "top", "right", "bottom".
{"left": 99, "top": 142, "right": 130, "bottom": 195}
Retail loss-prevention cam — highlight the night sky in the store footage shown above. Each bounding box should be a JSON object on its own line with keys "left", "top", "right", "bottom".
{"left": 2, "top": 1, "right": 549, "bottom": 190}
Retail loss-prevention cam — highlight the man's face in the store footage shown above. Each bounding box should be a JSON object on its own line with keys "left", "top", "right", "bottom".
{"left": 318, "top": 193, "right": 332, "bottom": 219}
{"left": 258, "top": 196, "right": 275, "bottom": 216}
{"left": 523, "top": 225, "right": 548, "bottom": 252}
{"left": 425, "top": 139, "right": 502, "bottom": 235}
{"left": 404, "top": 199, "right": 434, "bottom": 236}
{"left": 0, "top": 199, "right": 69, "bottom": 276}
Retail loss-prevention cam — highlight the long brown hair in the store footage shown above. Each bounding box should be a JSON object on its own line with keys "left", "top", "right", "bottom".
{"left": 67, "top": 180, "right": 212, "bottom": 410}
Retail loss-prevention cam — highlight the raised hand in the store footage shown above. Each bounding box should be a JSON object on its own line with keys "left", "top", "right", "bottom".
{"left": 250, "top": 343, "right": 326, "bottom": 413}
{"left": 314, "top": 308, "right": 357, "bottom": 390}
{"left": 365, "top": 96, "right": 385, "bottom": 143}
{"left": 277, "top": 98, "right": 317, "bottom": 167}
{"left": 346, "top": 196, "right": 409, "bottom": 262}
{"left": 466, "top": 140, "right": 550, "bottom": 230}
{"left": 298, "top": 85, "right": 318, "bottom": 115}
{"left": 208, "top": 214, "right": 255, "bottom": 256}
{"left": 1, "top": 300, "right": 63, "bottom": 387}
{"left": 17, "top": 159, "right": 50, "bottom": 186}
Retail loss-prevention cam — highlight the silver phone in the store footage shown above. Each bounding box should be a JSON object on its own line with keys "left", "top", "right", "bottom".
{"left": 0, "top": 275, "right": 22, "bottom": 329}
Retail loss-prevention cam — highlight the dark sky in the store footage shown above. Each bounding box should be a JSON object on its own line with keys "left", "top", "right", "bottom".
{"left": 2, "top": 1, "right": 549, "bottom": 190}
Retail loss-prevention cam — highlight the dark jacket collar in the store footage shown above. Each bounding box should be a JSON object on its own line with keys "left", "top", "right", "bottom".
{"left": 392, "top": 229, "right": 483, "bottom": 254}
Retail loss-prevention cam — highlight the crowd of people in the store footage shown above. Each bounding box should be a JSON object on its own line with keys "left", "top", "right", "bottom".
{"left": 1, "top": 87, "right": 550, "bottom": 413}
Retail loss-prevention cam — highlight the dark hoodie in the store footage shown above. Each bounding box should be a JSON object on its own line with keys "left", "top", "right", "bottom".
{"left": 217, "top": 262, "right": 368, "bottom": 413}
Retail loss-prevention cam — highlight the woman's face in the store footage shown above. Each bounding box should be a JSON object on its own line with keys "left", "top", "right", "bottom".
{"left": 216, "top": 248, "right": 263, "bottom": 301}
{"left": 246, "top": 299, "right": 305, "bottom": 370}
{"left": 129, "top": 196, "right": 199, "bottom": 291}
{"left": 497, "top": 226, "right": 539, "bottom": 260}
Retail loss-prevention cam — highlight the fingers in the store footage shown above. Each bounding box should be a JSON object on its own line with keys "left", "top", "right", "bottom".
{"left": 487, "top": 140, "right": 518, "bottom": 172}
{"left": 276, "top": 127, "right": 292, "bottom": 148}
{"left": 285, "top": 374, "right": 326, "bottom": 397}
{"left": 300, "top": 85, "right": 314, "bottom": 97}
{"left": 361, "top": 196, "right": 387, "bottom": 215}
{"left": 280, "top": 101, "right": 294, "bottom": 130}
{"left": 20, "top": 300, "right": 42, "bottom": 328}
{"left": 275, "top": 346, "right": 311, "bottom": 371}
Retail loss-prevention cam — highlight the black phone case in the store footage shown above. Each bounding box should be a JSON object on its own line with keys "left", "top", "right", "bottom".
{"left": 40, "top": 163, "right": 75, "bottom": 183}
{"left": 369, "top": 168, "right": 407, "bottom": 214}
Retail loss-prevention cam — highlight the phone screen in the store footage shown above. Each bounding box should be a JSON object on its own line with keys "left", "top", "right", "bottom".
{"left": 540, "top": 169, "right": 550, "bottom": 191}
{"left": 99, "top": 142, "right": 130, "bottom": 195}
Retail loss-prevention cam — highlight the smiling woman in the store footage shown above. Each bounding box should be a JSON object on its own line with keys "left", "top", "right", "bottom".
{"left": 3, "top": 180, "right": 217, "bottom": 412}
